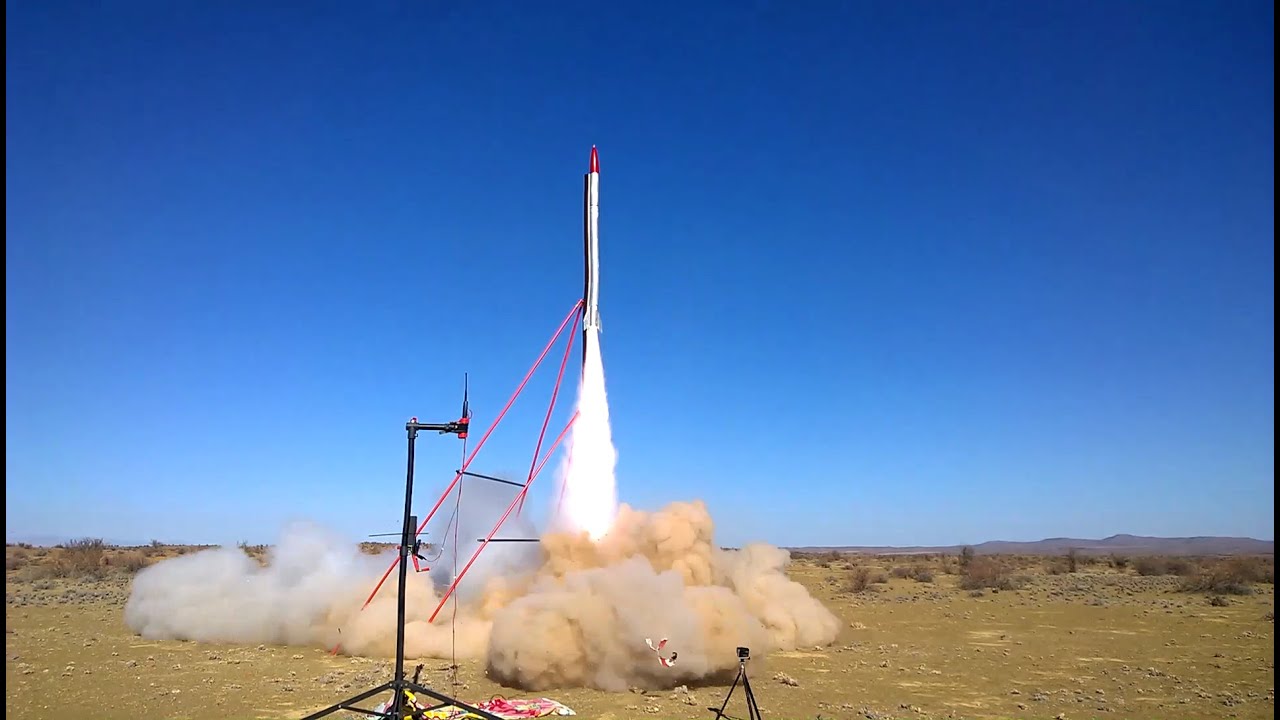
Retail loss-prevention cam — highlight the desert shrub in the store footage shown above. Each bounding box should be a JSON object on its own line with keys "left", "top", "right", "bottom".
{"left": 938, "top": 556, "right": 958, "bottom": 575}
{"left": 1180, "top": 557, "right": 1267, "bottom": 595}
{"left": 15, "top": 562, "right": 57, "bottom": 581}
{"left": 1045, "top": 559, "right": 1069, "bottom": 575}
{"left": 1110, "top": 554, "right": 1130, "bottom": 569}
{"left": 1017, "top": 555, "right": 1046, "bottom": 571}
{"left": 816, "top": 551, "right": 843, "bottom": 568}
{"left": 846, "top": 567, "right": 888, "bottom": 594}
{"left": 959, "top": 557, "right": 1023, "bottom": 591}
{"left": 37, "top": 559, "right": 73, "bottom": 579}
{"left": 1134, "top": 556, "right": 1194, "bottom": 576}
{"left": 1187, "top": 578, "right": 1254, "bottom": 596}
{"left": 847, "top": 567, "right": 872, "bottom": 593}
{"left": 891, "top": 566, "right": 913, "bottom": 579}
{"left": 54, "top": 538, "right": 107, "bottom": 578}
{"left": 1066, "top": 548, "right": 1079, "bottom": 574}
{"left": 1221, "top": 556, "right": 1270, "bottom": 583}
{"left": 108, "top": 550, "right": 148, "bottom": 573}
{"left": 238, "top": 541, "right": 267, "bottom": 556}
{"left": 1133, "top": 557, "right": 1163, "bottom": 575}
{"left": 959, "top": 546, "right": 975, "bottom": 570}
{"left": 6, "top": 547, "right": 30, "bottom": 571}
{"left": 360, "top": 541, "right": 395, "bottom": 556}
{"left": 1244, "top": 556, "right": 1274, "bottom": 584}
{"left": 910, "top": 567, "right": 935, "bottom": 583}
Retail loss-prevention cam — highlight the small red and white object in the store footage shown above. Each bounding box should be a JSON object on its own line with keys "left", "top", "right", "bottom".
{"left": 646, "top": 637, "right": 677, "bottom": 668}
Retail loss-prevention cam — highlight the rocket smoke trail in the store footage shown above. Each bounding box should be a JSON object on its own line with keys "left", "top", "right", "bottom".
{"left": 558, "top": 146, "right": 618, "bottom": 540}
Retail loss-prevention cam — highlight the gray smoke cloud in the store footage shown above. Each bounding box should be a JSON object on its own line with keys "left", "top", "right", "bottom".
{"left": 124, "top": 499, "right": 839, "bottom": 690}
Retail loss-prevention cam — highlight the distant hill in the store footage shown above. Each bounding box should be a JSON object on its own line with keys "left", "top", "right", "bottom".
{"left": 790, "top": 534, "right": 1274, "bottom": 556}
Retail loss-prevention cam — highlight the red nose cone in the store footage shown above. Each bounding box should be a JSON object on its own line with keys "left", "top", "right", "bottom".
{"left": 589, "top": 146, "right": 599, "bottom": 174}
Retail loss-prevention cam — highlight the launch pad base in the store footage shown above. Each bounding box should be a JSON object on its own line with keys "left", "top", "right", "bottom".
{"left": 300, "top": 676, "right": 495, "bottom": 720}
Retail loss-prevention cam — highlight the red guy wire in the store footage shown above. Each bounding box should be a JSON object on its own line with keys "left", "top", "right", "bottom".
{"left": 355, "top": 298, "right": 584, "bottom": 612}
{"left": 427, "top": 409, "right": 579, "bottom": 623}
{"left": 517, "top": 307, "right": 580, "bottom": 517}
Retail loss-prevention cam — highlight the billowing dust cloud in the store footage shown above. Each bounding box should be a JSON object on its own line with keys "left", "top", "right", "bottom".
{"left": 124, "top": 500, "right": 840, "bottom": 690}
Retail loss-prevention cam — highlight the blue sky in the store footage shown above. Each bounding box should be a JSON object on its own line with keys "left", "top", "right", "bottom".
{"left": 6, "top": 1, "right": 1274, "bottom": 548}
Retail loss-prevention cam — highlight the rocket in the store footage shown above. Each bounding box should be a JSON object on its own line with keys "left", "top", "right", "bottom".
{"left": 582, "top": 146, "right": 602, "bottom": 357}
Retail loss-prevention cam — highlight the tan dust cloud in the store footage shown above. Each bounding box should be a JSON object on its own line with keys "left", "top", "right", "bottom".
{"left": 124, "top": 500, "right": 840, "bottom": 691}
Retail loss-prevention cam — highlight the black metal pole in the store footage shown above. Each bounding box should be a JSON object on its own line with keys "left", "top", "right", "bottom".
{"left": 391, "top": 424, "right": 418, "bottom": 718}
{"left": 301, "top": 416, "right": 505, "bottom": 720}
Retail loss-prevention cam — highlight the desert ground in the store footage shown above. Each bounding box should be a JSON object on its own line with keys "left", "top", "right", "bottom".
{"left": 6, "top": 542, "right": 1274, "bottom": 720}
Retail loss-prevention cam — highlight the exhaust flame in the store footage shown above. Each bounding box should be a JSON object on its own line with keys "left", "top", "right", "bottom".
{"left": 558, "top": 328, "right": 617, "bottom": 540}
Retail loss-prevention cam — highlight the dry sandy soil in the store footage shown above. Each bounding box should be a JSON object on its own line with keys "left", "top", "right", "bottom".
{"left": 5, "top": 546, "right": 1275, "bottom": 720}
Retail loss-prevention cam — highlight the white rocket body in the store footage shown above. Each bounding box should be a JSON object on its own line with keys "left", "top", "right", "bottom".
{"left": 583, "top": 147, "right": 601, "bottom": 335}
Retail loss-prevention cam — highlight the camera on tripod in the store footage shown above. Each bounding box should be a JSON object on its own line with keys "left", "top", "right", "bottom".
{"left": 711, "top": 646, "right": 762, "bottom": 719}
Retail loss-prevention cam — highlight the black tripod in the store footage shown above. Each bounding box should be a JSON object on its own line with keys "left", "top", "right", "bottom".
{"left": 708, "top": 647, "right": 763, "bottom": 720}
{"left": 301, "top": 418, "right": 503, "bottom": 720}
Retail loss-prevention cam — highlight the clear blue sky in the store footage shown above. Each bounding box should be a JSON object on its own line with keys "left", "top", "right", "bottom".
{"left": 6, "top": 1, "right": 1274, "bottom": 549}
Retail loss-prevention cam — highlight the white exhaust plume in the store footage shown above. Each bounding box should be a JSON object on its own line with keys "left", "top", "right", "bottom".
{"left": 556, "top": 327, "right": 617, "bottom": 540}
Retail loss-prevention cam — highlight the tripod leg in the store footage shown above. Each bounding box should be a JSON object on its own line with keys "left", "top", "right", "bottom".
{"left": 742, "top": 672, "right": 764, "bottom": 720}
{"left": 708, "top": 666, "right": 743, "bottom": 719}
{"left": 300, "top": 681, "right": 394, "bottom": 720}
